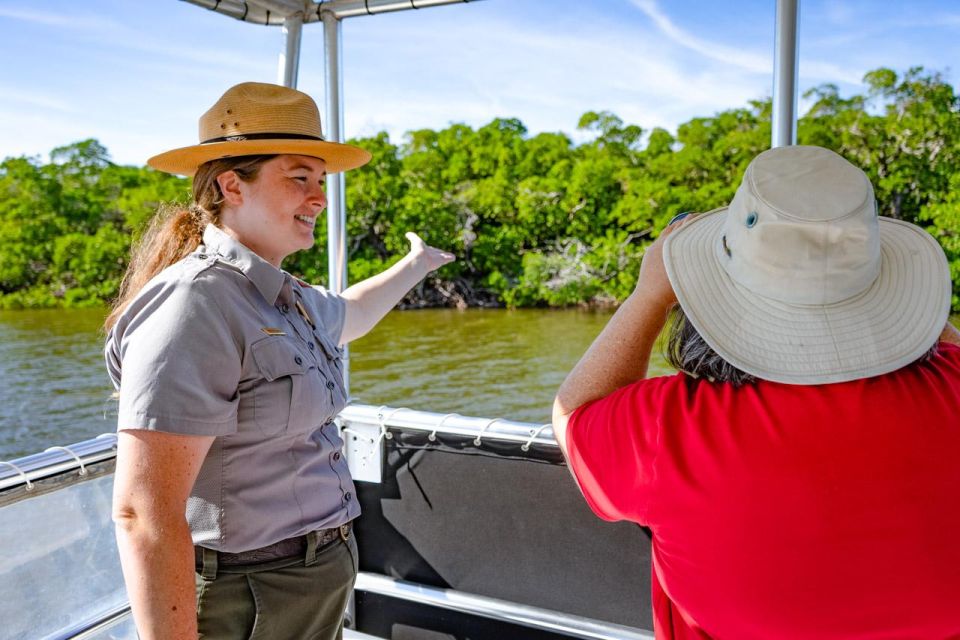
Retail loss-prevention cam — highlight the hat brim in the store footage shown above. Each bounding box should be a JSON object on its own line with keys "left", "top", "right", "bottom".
{"left": 663, "top": 209, "right": 952, "bottom": 384}
{"left": 147, "top": 138, "right": 372, "bottom": 176}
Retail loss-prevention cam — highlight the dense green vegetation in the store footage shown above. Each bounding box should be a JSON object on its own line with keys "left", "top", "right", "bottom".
{"left": 2, "top": 67, "right": 958, "bottom": 311}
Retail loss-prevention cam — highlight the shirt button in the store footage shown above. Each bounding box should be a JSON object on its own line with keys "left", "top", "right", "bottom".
{"left": 294, "top": 355, "right": 303, "bottom": 365}
{"left": 280, "top": 304, "right": 289, "bottom": 313}
{"left": 333, "top": 452, "right": 341, "bottom": 461}
{"left": 344, "top": 492, "right": 352, "bottom": 502}
{"left": 308, "top": 342, "right": 315, "bottom": 351}
{"left": 326, "top": 380, "right": 335, "bottom": 390}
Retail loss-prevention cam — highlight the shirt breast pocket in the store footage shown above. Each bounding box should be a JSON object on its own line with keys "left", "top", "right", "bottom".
{"left": 313, "top": 331, "right": 348, "bottom": 411}
{"left": 251, "top": 337, "right": 330, "bottom": 436}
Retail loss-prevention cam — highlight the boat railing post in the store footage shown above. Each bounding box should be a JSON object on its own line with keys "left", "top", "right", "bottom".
{"left": 322, "top": 8, "right": 350, "bottom": 393}
{"left": 771, "top": 0, "right": 800, "bottom": 148}
{"left": 279, "top": 12, "right": 303, "bottom": 87}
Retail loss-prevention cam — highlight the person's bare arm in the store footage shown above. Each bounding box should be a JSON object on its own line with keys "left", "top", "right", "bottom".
{"left": 339, "top": 232, "right": 454, "bottom": 344}
{"left": 113, "top": 430, "right": 214, "bottom": 640}
{"left": 552, "top": 219, "right": 687, "bottom": 458}
{"left": 940, "top": 320, "right": 960, "bottom": 346}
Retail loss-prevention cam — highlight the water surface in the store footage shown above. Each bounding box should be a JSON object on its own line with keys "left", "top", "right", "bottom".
{"left": 0, "top": 307, "right": 677, "bottom": 459}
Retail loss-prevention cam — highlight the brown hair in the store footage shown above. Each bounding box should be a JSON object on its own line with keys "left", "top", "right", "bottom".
{"left": 104, "top": 155, "right": 275, "bottom": 331}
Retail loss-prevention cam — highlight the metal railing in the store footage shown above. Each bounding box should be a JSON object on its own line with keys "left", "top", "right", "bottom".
{"left": 0, "top": 405, "right": 648, "bottom": 640}
{"left": 0, "top": 404, "right": 553, "bottom": 493}
{"left": 355, "top": 573, "right": 653, "bottom": 640}
{"left": 0, "top": 434, "right": 118, "bottom": 494}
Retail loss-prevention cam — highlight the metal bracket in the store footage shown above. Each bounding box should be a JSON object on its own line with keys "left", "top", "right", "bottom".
{"left": 341, "top": 419, "right": 382, "bottom": 483}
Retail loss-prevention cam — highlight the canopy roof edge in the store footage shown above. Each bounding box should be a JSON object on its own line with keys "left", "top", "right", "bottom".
{"left": 180, "top": 0, "right": 479, "bottom": 25}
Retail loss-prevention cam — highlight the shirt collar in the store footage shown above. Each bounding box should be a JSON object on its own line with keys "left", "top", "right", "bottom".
{"left": 201, "top": 224, "right": 286, "bottom": 305}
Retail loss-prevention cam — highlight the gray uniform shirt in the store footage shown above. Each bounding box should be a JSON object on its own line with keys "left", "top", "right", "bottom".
{"left": 105, "top": 224, "right": 359, "bottom": 552}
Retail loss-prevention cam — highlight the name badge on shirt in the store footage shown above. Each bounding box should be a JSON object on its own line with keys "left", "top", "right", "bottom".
{"left": 261, "top": 327, "right": 287, "bottom": 336}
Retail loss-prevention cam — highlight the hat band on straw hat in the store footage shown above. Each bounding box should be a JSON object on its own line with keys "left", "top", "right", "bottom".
{"left": 147, "top": 82, "right": 371, "bottom": 175}
{"left": 201, "top": 132, "right": 326, "bottom": 145}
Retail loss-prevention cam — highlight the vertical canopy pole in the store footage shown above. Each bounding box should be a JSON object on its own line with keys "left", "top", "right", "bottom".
{"left": 322, "top": 9, "right": 350, "bottom": 390}
{"left": 279, "top": 13, "right": 303, "bottom": 87}
{"left": 771, "top": 0, "right": 800, "bottom": 147}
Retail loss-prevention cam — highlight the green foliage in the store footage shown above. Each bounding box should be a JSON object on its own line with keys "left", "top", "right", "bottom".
{"left": 0, "top": 141, "right": 185, "bottom": 308}
{"left": 2, "top": 66, "right": 959, "bottom": 310}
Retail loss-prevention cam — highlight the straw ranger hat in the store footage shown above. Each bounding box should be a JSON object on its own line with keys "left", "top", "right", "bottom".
{"left": 147, "top": 82, "right": 371, "bottom": 176}
{"left": 663, "top": 145, "right": 951, "bottom": 385}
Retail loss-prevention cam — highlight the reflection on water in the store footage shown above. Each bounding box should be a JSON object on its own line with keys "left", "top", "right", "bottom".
{"left": 1, "top": 307, "right": 676, "bottom": 460}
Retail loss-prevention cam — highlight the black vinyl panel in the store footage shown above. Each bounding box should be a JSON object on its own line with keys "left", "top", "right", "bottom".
{"left": 354, "top": 431, "right": 654, "bottom": 637}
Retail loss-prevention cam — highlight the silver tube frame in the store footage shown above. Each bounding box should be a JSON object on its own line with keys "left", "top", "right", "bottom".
{"left": 49, "top": 603, "right": 133, "bottom": 640}
{"left": 354, "top": 572, "right": 654, "bottom": 640}
{"left": 0, "top": 434, "right": 118, "bottom": 492}
{"left": 0, "top": 405, "right": 555, "bottom": 492}
{"left": 181, "top": 0, "right": 479, "bottom": 24}
{"left": 250, "top": 0, "right": 311, "bottom": 14}
{"left": 326, "top": 0, "right": 476, "bottom": 19}
{"left": 279, "top": 13, "right": 304, "bottom": 87}
{"left": 321, "top": 9, "right": 351, "bottom": 392}
{"left": 339, "top": 405, "right": 556, "bottom": 448}
{"left": 771, "top": 0, "right": 800, "bottom": 147}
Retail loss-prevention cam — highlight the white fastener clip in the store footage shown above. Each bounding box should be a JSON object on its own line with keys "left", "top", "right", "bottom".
{"left": 474, "top": 418, "right": 502, "bottom": 447}
{"left": 379, "top": 407, "right": 410, "bottom": 442}
{"left": 429, "top": 413, "right": 460, "bottom": 442}
{"left": 521, "top": 424, "right": 552, "bottom": 452}
{"left": 0, "top": 460, "right": 34, "bottom": 490}
{"left": 45, "top": 445, "right": 88, "bottom": 476}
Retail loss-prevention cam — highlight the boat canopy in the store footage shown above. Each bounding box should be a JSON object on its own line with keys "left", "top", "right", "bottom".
{"left": 183, "top": 0, "right": 479, "bottom": 24}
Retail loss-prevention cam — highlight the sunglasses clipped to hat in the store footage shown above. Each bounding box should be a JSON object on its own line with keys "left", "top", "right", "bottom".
{"left": 663, "top": 145, "right": 951, "bottom": 385}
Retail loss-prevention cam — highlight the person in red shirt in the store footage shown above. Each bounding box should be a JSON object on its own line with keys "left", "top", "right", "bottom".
{"left": 553, "top": 145, "right": 960, "bottom": 640}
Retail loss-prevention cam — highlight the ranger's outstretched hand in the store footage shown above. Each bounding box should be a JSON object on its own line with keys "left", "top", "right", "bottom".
{"left": 405, "top": 232, "right": 456, "bottom": 272}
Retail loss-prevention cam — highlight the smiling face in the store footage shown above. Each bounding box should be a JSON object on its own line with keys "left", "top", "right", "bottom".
{"left": 217, "top": 154, "right": 327, "bottom": 267}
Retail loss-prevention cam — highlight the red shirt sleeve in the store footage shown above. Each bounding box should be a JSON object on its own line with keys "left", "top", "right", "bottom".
{"left": 566, "top": 374, "right": 679, "bottom": 525}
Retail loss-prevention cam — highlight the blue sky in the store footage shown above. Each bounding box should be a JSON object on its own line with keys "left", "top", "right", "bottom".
{"left": 1, "top": 0, "right": 959, "bottom": 167}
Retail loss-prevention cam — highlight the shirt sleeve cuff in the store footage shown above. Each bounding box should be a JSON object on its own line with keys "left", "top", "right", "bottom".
{"left": 117, "top": 411, "right": 237, "bottom": 437}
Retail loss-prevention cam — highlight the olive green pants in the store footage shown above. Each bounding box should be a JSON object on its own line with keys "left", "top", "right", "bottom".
{"left": 195, "top": 533, "right": 358, "bottom": 640}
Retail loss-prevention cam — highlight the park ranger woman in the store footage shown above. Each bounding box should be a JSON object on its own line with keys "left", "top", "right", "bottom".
{"left": 104, "top": 82, "right": 454, "bottom": 639}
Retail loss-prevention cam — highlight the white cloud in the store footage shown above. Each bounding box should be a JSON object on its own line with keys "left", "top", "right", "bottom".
{"left": 630, "top": 0, "right": 863, "bottom": 84}
{"left": 629, "top": 0, "right": 771, "bottom": 73}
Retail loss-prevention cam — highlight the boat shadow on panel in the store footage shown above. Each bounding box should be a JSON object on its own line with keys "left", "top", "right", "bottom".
{"left": 354, "top": 430, "right": 653, "bottom": 639}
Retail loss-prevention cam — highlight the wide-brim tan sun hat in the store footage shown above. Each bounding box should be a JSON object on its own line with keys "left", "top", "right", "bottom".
{"left": 147, "top": 82, "right": 371, "bottom": 176}
{"left": 663, "top": 145, "right": 952, "bottom": 385}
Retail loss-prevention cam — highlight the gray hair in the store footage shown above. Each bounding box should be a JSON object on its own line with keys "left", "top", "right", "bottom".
{"left": 664, "top": 306, "right": 939, "bottom": 386}
{"left": 663, "top": 307, "right": 756, "bottom": 386}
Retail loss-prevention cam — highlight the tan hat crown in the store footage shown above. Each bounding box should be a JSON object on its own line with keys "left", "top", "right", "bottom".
{"left": 147, "top": 81, "right": 370, "bottom": 176}
{"left": 199, "top": 82, "right": 325, "bottom": 144}
{"left": 721, "top": 146, "right": 881, "bottom": 305}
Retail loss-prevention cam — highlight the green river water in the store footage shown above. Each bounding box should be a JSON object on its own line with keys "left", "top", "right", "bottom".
{"left": 3, "top": 307, "right": 955, "bottom": 461}
{"left": 0, "top": 307, "right": 679, "bottom": 460}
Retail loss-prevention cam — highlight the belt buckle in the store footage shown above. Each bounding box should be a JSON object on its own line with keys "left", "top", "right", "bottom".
{"left": 339, "top": 524, "right": 350, "bottom": 541}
